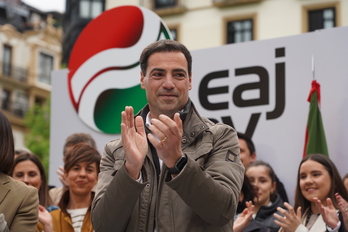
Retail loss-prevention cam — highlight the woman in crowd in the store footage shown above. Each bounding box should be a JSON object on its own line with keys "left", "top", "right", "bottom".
{"left": 11, "top": 152, "right": 58, "bottom": 231}
{"left": 235, "top": 161, "right": 284, "bottom": 232}
{"left": 39, "top": 143, "right": 100, "bottom": 232}
{"left": 274, "top": 154, "right": 348, "bottom": 232}
{"left": 233, "top": 171, "right": 270, "bottom": 232}
{"left": 343, "top": 174, "right": 348, "bottom": 193}
{"left": 12, "top": 152, "right": 57, "bottom": 211}
{"left": 0, "top": 111, "right": 38, "bottom": 231}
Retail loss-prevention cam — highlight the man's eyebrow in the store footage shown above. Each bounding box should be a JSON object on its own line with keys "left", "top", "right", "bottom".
{"left": 149, "top": 68, "right": 165, "bottom": 73}
{"left": 172, "top": 68, "right": 187, "bottom": 73}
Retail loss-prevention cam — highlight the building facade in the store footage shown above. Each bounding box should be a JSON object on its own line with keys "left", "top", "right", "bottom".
{"left": 62, "top": 0, "right": 105, "bottom": 65}
{"left": 106, "top": 0, "right": 347, "bottom": 50}
{"left": 0, "top": 0, "right": 62, "bottom": 148}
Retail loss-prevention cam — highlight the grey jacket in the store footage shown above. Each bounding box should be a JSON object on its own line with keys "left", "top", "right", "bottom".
{"left": 91, "top": 101, "right": 244, "bottom": 232}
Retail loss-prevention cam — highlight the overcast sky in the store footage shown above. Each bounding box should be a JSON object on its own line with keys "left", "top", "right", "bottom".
{"left": 22, "top": 0, "right": 66, "bottom": 13}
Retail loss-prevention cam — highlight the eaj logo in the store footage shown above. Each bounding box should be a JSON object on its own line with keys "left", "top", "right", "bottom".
{"left": 68, "top": 6, "right": 172, "bottom": 134}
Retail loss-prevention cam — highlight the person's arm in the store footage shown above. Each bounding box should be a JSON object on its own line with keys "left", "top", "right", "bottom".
{"left": 10, "top": 186, "right": 39, "bottom": 231}
{"left": 166, "top": 123, "right": 244, "bottom": 226}
{"left": 92, "top": 106, "right": 148, "bottom": 232}
{"left": 91, "top": 143, "right": 147, "bottom": 232}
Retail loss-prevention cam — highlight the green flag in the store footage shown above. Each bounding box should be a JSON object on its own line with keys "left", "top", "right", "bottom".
{"left": 303, "top": 80, "right": 329, "bottom": 157}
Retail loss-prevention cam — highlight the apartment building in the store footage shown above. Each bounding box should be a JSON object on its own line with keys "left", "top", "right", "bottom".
{"left": 0, "top": 0, "right": 62, "bottom": 148}
{"left": 106, "top": 0, "right": 347, "bottom": 50}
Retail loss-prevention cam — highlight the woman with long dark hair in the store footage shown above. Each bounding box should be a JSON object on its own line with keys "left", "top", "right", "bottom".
{"left": 0, "top": 111, "right": 38, "bottom": 231}
{"left": 12, "top": 153, "right": 56, "bottom": 209}
{"left": 275, "top": 154, "right": 348, "bottom": 232}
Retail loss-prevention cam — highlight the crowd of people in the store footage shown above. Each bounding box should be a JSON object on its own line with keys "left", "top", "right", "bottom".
{"left": 0, "top": 40, "right": 347, "bottom": 232}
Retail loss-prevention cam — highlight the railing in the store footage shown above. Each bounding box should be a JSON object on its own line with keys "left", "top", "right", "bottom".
{"left": 1, "top": 101, "right": 28, "bottom": 118}
{"left": 0, "top": 62, "right": 28, "bottom": 82}
{"left": 213, "top": 0, "right": 263, "bottom": 7}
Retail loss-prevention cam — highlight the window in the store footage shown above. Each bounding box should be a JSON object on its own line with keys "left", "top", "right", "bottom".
{"left": 154, "top": 0, "right": 176, "bottom": 9}
{"left": 2, "top": 45, "right": 12, "bottom": 76}
{"left": 80, "top": 0, "right": 103, "bottom": 18}
{"left": 170, "top": 28, "right": 177, "bottom": 41}
{"left": 227, "top": 19, "right": 253, "bottom": 44}
{"left": 1, "top": 89, "right": 11, "bottom": 111}
{"left": 13, "top": 92, "right": 28, "bottom": 117}
{"left": 308, "top": 7, "right": 335, "bottom": 32}
{"left": 38, "top": 52, "right": 53, "bottom": 84}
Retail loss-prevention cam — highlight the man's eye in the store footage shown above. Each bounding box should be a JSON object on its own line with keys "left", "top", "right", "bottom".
{"left": 153, "top": 72, "right": 163, "bottom": 77}
{"left": 175, "top": 73, "right": 185, "bottom": 78}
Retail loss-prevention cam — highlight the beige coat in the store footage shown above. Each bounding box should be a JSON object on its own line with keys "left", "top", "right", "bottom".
{"left": 0, "top": 172, "right": 38, "bottom": 232}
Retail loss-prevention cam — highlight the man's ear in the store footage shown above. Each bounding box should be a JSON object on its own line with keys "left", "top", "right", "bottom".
{"left": 188, "top": 73, "right": 192, "bottom": 90}
{"left": 140, "top": 71, "right": 145, "bottom": 89}
{"left": 250, "top": 152, "right": 257, "bottom": 162}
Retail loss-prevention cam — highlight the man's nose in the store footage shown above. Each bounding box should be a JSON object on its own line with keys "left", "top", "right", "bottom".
{"left": 162, "top": 75, "right": 175, "bottom": 89}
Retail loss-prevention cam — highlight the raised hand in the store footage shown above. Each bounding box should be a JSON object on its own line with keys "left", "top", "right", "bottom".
{"left": 233, "top": 201, "right": 254, "bottom": 232}
{"left": 335, "top": 193, "right": 348, "bottom": 231}
{"left": 121, "top": 106, "right": 148, "bottom": 180}
{"left": 56, "top": 165, "right": 69, "bottom": 191}
{"left": 274, "top": 202, "right": 302, "bottom": 232}
{"left": 38, "top": 205, "right": 53, "bottom": 232}
{"left": 147, "top": 113, "right": 184, "bottom": 170}
{"left": 314, "top": 197, "right": 338, "bottom": 229}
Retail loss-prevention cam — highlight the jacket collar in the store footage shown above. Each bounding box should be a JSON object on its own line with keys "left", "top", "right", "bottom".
{"left": 136, "top": 99, "right": 209, "bottom": 149}
{"left": 0, "top": 172, "right": 11, "bottom": 204}
{"left": 137, "top": 98, "right": 191, "bottom": 123}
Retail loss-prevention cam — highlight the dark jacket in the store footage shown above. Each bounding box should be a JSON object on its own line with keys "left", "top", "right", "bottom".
{"left": 244, "top": 193, "right": 284, "bottom": 232}
{"left": 242, "top": 220, "right": 268, "bottom": 232}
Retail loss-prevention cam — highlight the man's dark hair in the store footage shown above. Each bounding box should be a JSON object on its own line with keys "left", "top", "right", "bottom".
{"left": 140, "top": 39, "right": 192, "bottom": 76}
{"left": 237, "top": 132, "right": 255, "bottom": 154}
{"left": 63, "top": 133, "right": 96, "bottom": 156}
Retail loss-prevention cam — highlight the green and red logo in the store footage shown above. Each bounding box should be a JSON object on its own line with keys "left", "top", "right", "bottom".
{"left": 68, "top": 6, "right": 172, "bottom": 134}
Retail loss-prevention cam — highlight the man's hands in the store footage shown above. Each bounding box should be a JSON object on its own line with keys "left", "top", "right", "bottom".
{"left": 147, "top": 113, "right": 184, "bottom": 169}
{"left": 121, "top": 107, "right": 184, "bottom": 179}
{"left": 121, "top": 107, "right": 148, "bottom": 180}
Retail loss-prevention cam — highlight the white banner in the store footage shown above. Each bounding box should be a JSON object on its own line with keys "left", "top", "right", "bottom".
{"left": 50, "top": 26, "right": 348, "bottom": 204}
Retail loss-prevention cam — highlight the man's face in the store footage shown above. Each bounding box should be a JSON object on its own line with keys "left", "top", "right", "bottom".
{"left": 238, "top": 138, "right": 256, "bottom": 168}
{"left": 140, "top": 51, "right": 192, "bottom": 119}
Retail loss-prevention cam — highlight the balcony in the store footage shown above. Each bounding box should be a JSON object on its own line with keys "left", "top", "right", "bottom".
{"left": 213, "top": 0, "right": 262, "bottom": 7}
{"left": 1, "top": 100, "right": 28, "bottom": 118}
{"left": 0, "top": 62, "right": 28, "bottom": 83}
{"left": 152, "top": 0, "right": 187, "bottom": 16}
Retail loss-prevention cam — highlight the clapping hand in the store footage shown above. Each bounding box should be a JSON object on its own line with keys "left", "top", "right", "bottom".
{"left": 274, "top": 202, "right": 302, "bottom": 232}
{"left": 233, "top": 201, "right": 254, "bottom": 232}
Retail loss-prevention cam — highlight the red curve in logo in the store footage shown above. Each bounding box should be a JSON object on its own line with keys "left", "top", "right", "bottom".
{"left": 68, "top": 6, "right": 144, "bottom": 110}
